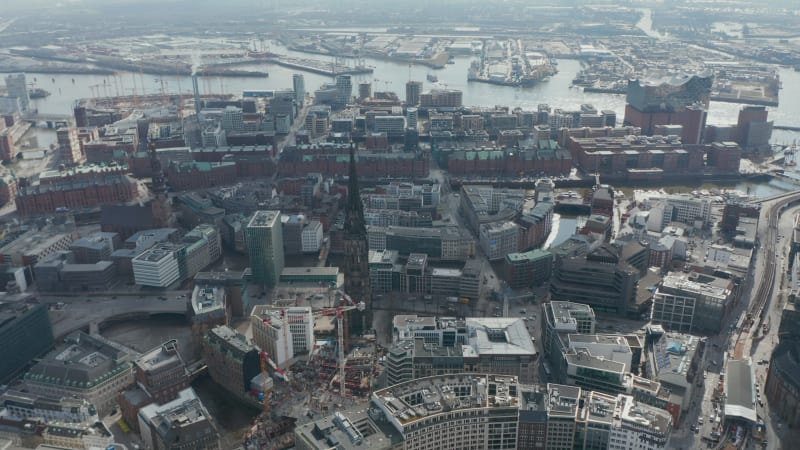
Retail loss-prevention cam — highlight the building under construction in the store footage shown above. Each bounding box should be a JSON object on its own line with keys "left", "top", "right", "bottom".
{"left": 312, "top": 342, "right": 379, "bottom": 398}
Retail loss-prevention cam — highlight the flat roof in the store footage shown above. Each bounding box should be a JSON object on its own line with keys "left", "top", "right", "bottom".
{"left": 650, "top": 332, "right": 701, "bottom": 388}
{"left": 294, "top": 406, "right": 401, "bottom": 450}
{"left": 248, "top": 210, "right": 280, "bottom": 228}
{"left": 547, "top": 384, "right": 581, "bottom": 418}
{"left": 134, "top": 244, "right": 181, "bottom": 263}
{"left": 392, "top": 315, "right": 437, "bottom": 331}
{"left": 136, "top": 340, "right": 184, "bottom": 373}
{"left": 724, "top": 359, "right": 757, "bottom": 423}
{"left": 369, "top": 249, "right": 399, "bottom": 265}
{"left": 191, "top": 285, "right": 225, "bottom": 315}
{"left": 280, "top": 266, "right": 339, "bottom": 277}
{"left": 430, "top": 267, "right": 461, "bottom": 277}
{"left": 465, "top": 317, "right": 536, "bottom": 357}
{"left": 373, "top": 374, "right": 518, "bottom": 427}
{"left": 660, "top": 273, "right": 730, "bottom": 300}
{"left": 545, "top": 301, "right": 596, "bottom": 331}
{"left": 565, "top": 348, "right": 626, "bottom": 373}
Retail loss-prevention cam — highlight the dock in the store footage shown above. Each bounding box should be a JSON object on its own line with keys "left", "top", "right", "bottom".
{"left": 468, "top": 39, "right": 556, "bottom": 87}
{"left": 270, "top": 56, "right": 373, "bottom": 77}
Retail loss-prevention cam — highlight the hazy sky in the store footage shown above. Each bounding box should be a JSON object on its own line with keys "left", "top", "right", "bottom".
{"left": 2, "top": 0, "right": 798, "bottom": 17}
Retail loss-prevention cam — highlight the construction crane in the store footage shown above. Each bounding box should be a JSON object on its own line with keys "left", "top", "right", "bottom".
{"left": 313, "top": 300, "right": 365, "bottom": 397}
{"left": 373, "top": 78, "right": 390, "bottom": 92}
{"left": 259, "top": 351, "right": 271, "bottom": 416}
{"left": 89, "top": 84, "right": 103, "bottom": 100}
{"left": 279, "top": 308, "right": 291, "bottom": 379}
{"left": 259, "top": 349, "right": 290, "bottom": 382}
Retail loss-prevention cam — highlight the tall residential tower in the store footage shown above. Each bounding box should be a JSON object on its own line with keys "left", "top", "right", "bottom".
{"left": 292, "top": 74, "right": 305, "bottom": 109}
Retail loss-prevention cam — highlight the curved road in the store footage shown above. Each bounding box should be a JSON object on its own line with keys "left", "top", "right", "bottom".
{"left": 46, "top": 293, "right": 188, "bottom": 339}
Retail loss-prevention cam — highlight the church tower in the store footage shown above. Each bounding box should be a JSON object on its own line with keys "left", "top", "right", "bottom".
{"left": 149, "top": 143, "right": 174, "bottom": 228}
{"left": 342, "top": 144, "right": 372, "bottom": 334}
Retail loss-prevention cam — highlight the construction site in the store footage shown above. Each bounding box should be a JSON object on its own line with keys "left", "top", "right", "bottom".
{"left": 241, "top": 291, "right": 385, "bottom": 450}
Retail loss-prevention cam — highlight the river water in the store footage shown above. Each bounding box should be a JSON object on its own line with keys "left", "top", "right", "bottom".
{"left": 26, "top": 41, "right": 800, "bottom": 134}
{"left": 22, "top": 38, "right": 800, "bottom": 203}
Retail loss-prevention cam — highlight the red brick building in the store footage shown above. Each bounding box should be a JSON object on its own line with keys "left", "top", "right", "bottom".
{"left": 567, "top": 135, "right": 706, "bottom": 179}
{"left": 279, "top": 148, "right": 429, "bottom": 179}
{"left": 624, "top": 105, "right": 707, "bottom": 145}
{"left": 706, "top": 141, "right": 743, "bottom": 173}
{"left": 0, "top": 132, "right": 14, "bottom": 162}
{"left": 15, "top": 166, "right": 138, "bottom": 216}
{"left": 84, "top": 139, "right": 136, "bottom": 164}
{"left": 516, "top": 203, "right": 554, "bottom": 251}
{"left": 590, "top": 185, "right": 615, "bottom": 217}
{"left": 0, "top": 174, "right": 17, "bottom": 206}
{"left": 228, "top": 154, "right": 277, "bottom": 178}
{"left": 438, "top": 146, "right": 572, "bottom": 178}
{"left": 190, "top": 145, "right": 274, "bottom": 162}
{"left": 166, "top": 161, "right": 237, "bottom": 191}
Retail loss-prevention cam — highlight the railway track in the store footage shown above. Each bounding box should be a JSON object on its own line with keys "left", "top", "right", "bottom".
{"left": 734, "top": 194, "right": 800, "bottom": 357}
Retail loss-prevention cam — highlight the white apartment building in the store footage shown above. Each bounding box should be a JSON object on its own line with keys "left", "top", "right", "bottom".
{"left": 251, "top": 305, "right": 314, "bottom": 367}
{"left": 201, "top": 125, "right": 227, "bottom": 147}
{"left": 0, "top": 390, "right": 99, "bottom": 423}
{"left": 480, "top": 221, "right": 520, "bottom": 261}
{"left": 373, "top": 115, "right": 406, "bottom": 137}
{"left": 660, "top": 194, "right": 712, "bottom": 227}
{"left": 301, "top": 220, "right": 323, "bottom": 253}
{"left": 406, "top": 107, "right": 418, "bottom": 130}
{"left": 221, "top": 106, "right": 244, "bottom": 133}
{"left": 133, "top": 244, "right": 181, "bottom": 287}
{"left": 608, "top": 394, "right": 673, "bottom": 450}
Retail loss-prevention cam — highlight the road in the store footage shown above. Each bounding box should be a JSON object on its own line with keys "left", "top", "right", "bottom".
{"left": 276, "top": 101, "right": 311, "bottom": 156}
{"left": 45, "top": 291, "right": 190, "bottom": 339}
{"left": 667, "top": 194, "right": 800, "bottom": 450}
{"left": 748, "top": 203, "right": 800, "bottom": 450}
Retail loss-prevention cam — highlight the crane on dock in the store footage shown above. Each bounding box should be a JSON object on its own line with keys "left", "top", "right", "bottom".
{"left": 373, "top": 78, "right": 390, "bottom": 92}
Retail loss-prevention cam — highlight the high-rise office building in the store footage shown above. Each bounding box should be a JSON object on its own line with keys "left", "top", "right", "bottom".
{"left": 420, "top": 89, "right": 463, "bottom": 108}
{"left": 293, "top": 74, "right": 305, "bottom": 108}
{"left": 0, "top": 303, "right": 54, "bottom": 384}
{"left": 247, "top": 210, "right": 284, "bottom": 286}
{"left": 5, "top": 74, "right": 29, "bottom": 112}
{"left": 343, "top": 146, "right": 371, "bottom": 334}
{"left": 406, "top": 107, "right": 418, "bottom": 130}
{"left": 334, "top": 75, "right": 352, "bottom": 109}
{"left": 221, "top": 106, "right": 244, "bottom": 133}
{"left": 405, "top": 81, "right": 422, "bottom": 106}
{"left": 270, "top": 90, "right": 295, "bottom": 125}
{"left": 358, "top": 82, "right": 372, "bottom": 100}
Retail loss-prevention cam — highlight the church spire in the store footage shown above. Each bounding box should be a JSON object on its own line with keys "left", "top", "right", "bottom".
{"left": 344, "top": 144, "right": 366, "bottom": 237}
{"left": 149, "top": 142, "right": 166, "bottom": 195}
